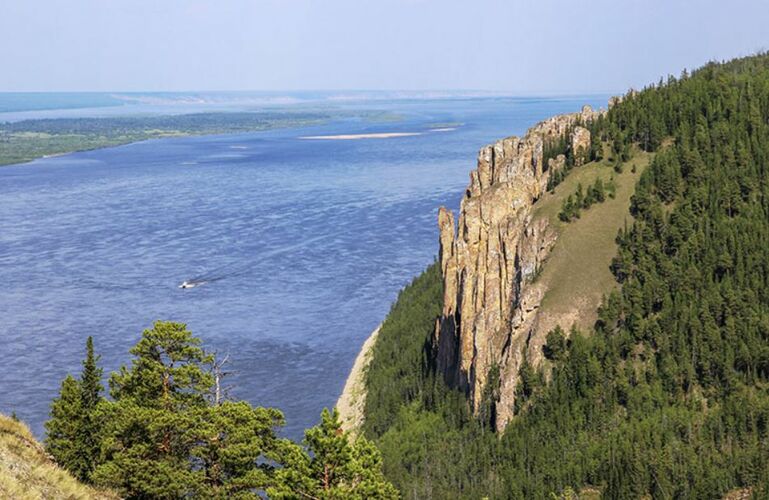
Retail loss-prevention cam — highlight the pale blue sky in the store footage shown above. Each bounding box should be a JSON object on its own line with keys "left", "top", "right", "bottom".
{"left": 2, "top": 0, "right": 768, "bottom": 93}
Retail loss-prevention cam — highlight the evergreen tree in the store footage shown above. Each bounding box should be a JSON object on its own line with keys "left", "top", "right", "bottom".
{"left": 45, "top": 336, "right": 104, "bottom": 482}
{"left": 543, "top": 326, "right": 567, "bottom": 361}
{"left": 590, "top": 131, "right": 603, "bottom": 161}
{"left": 269, "top": 408, "right": 398, "bottom": 499}
{"left": 90, "top": 321, "right": 290, "bottom": 498}
{"left": 593, "top": 178, "right": 606, "bottom": 202}
{"left": 46, "top": 323, "right": 397, "bottom": 498}
{"left": 193, "top": 401, "right": 290, "bottom": 498}
{"left": 45, "top": 375, "right": 83, "bottom": 474}
{"left": 558, "top": 196, "right": 573, "bottom": 222}
{"left": 574, "top": 183, "right": 584, "bottom": 210}
{"left": 80, "top": 336, "right": 102, "bottom": 409}
{"left": 78, "top": 336, "right": 102, "bottom": 480}
{"left": 91, "top": 321, "right": 214, "bottom": 497}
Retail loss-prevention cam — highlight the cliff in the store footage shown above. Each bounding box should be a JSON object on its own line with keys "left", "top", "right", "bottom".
{"left": 433, "top": 105, "right": 600, "bottom": 431}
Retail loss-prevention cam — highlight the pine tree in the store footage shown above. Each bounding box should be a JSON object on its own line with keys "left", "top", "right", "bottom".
{"left": 91, "top": 321, "right": 288, "bottom": 498}
{"left": 77, "top": 336, "right": 103, "bottom": 481}
{"left": 269, "top": 408, "right": 398, "bottom": 499}
{"left": 543, "top": 326, "right": 567, "bottom": 361}
{"left": 45, "top": 336, "right": 104, "bottom": 482}
{"left": 80, "top": 336, "right": 102, "bottom": 410}
{"left": 91, "top": 321, "right": 217, "bottom": 497}
{"left": 45, "top": 375, "right": 82, "bottom": 474}
{"left": 590, "top": 132, "right": 603, "bottom": 162}
{"left": 574, "top": 183, "right": 584, "bottom": 210}
{"left": 594, "top": 178, "right": 606, "bottom": 202}
{"left": 559, "top": 196, "right": 574, "bottom": 222}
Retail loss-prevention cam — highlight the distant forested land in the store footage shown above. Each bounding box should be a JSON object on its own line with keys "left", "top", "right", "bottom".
{"left": 0, "top": 110, "right": 397, "bottom": 166}
{"left": 364, "top": 52, "right": 769, "bottom": 499}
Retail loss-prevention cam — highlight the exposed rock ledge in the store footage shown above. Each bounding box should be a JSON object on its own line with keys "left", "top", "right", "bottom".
{"left": 433, "top": 105, "right": 600, "bottom": 432}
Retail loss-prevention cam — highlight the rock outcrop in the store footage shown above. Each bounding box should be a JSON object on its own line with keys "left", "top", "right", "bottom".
{"left": 433, "top": 105, "right": 599, "bottom": 431}
{"left": 570, "top": 126, "right": 591, "bottom": 166}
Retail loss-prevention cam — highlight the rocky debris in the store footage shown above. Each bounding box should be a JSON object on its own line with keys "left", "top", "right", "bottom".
{"left": 433, "top": 105, "right": 600, "bottom": 431}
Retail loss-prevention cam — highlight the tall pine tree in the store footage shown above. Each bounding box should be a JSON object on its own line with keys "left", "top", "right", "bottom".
{"left": 45, "top": 375, "right": 82, "bottom": 474}
{"left": 45, "top": 336, "right": 104, "bottom": 482}
{"left": 78, "top": 336, "right": 103, "bottom": 480}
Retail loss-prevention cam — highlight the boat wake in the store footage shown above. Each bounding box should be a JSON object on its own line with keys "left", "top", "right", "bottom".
{"left": 177, "top": 233, "right": 330, "bottom": 290}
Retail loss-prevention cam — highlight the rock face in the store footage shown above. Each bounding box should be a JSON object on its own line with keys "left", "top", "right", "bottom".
{"left": 433, "top": 106, "right": 599, "bottom": 431}
{"left": 571, "top": 125, "right": 591, "bottom": 166}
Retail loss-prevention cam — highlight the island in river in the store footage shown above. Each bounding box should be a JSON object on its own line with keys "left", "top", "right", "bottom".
{"left": 0, "top": 110, "right": 402, "bottom": 166}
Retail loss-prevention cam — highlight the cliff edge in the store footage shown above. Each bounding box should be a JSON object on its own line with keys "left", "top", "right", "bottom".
{"left": 433, "top": 105, "right": 600, "bottom": 431}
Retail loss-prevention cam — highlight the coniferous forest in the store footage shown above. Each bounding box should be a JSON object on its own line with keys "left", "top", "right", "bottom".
{"left": 363, "top": 53, "right": 769, "bottom": 498}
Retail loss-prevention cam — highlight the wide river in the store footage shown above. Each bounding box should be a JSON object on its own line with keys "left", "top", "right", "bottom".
{"left": 0, "top": 96, "right": 606, "bottom": 438}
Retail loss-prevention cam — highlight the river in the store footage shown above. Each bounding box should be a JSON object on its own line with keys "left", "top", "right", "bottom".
{"left": 0, "top": 95, "right": 607, "bottom": 438}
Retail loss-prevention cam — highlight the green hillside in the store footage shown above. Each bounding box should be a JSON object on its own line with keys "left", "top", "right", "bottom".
{"left": 362, "top": 53, "right": 769, "bottom": 498}
{"left": 0, "top": 415, "right": 118, "bottom": 499}
{"left": 533, "top": 148, "right": 652, "bottom": 338}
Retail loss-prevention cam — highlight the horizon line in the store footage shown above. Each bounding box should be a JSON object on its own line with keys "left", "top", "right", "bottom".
{"left": 0, "top": 89, "right": 619, "bottom": 97}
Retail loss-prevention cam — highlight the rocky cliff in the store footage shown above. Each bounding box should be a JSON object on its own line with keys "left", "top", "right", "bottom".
{"left": 433, "top": 105, "right": 599, "bottom": 431}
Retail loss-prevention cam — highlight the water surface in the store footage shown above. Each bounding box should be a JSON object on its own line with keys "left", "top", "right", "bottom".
{"left": 0, "top": 96, "right": 607, "bottom": 437}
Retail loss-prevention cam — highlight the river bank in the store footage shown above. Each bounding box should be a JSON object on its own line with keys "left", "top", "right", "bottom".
{"left": 336, "top": 324, "right": 381, "bottom": 437}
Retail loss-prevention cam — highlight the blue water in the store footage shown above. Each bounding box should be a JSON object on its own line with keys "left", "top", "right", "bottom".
{"left": 0, "top": 96, "right": 607, "bottom": 438}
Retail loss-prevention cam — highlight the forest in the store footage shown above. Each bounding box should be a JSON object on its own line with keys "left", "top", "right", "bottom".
{"left": 363, "top": 53, "right": 769, "bottom": 498}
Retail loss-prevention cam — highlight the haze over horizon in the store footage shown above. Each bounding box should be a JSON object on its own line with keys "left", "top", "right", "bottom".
{"left": 3, "top": 0, "right": 768, "bottom": 95}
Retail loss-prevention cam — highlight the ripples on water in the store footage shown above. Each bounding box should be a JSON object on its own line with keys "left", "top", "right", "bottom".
{"left": 0, "top": 96, "right": 607, "bottom": 438}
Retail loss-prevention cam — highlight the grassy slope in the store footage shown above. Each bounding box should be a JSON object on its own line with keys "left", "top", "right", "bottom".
{"left": 0, "top": 415, "right": 117, "bottom": 500}
{"left": 531, "top": 149, "right": 652, "bottom": 336}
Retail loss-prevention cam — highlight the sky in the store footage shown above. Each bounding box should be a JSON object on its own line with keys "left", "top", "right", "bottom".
{"left": 1, "top": 0, "right": 768, "bottom": 94}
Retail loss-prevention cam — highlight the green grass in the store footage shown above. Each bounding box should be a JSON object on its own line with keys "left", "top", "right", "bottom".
{"left": 532, "top": 149, "right": 652, "bottom": 336}
{"left": 0, "top": 414, "right": 118, "bottom": 499}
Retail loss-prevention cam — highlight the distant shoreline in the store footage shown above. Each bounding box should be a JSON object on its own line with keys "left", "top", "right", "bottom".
{"left": 0, "top": 111, "right": 343, "bottom": 168}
